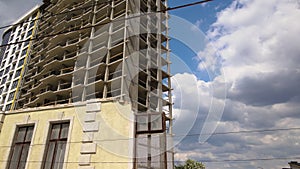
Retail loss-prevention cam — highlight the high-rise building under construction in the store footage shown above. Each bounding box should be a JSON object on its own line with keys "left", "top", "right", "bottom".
{"left": 0, "top": 0, "right": 173, "bottom": 168}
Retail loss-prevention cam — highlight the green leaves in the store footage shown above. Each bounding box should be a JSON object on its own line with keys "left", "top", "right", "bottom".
{"left": 175, "top": 159, "right": 205, "bottom": 169}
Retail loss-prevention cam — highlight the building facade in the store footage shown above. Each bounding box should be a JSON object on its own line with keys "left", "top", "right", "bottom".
{"left": 0, "top": 0, "right": 173, "bottom": 168}
{"left": 0, "top": 6, "right": 40, "bottom": 111}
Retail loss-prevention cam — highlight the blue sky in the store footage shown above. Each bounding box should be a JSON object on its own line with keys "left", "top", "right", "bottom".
{"left": 167, "top": 1, "right": 300, "bottom": 169}
{"left": 168, "top": 0, "right": 232, "bottom": 81}
{"left": 1, "top": 1, "right": 300, "bottom": 169}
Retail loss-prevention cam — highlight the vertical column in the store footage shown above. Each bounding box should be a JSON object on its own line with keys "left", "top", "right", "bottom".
{"left": 78, "top": 99, "right": 101, "bottom": 169}
{"left": 0, "top": 113, "right": 4, "bottom": 133}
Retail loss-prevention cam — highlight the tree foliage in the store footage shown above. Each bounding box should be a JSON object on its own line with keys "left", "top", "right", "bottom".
{"left": 175, "top": 159, "right": 205, "bottom": 169}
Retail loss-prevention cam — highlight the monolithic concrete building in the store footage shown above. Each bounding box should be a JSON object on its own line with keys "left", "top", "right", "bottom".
{"left": 0, "top": 0, "right": 173, "bottom": 169}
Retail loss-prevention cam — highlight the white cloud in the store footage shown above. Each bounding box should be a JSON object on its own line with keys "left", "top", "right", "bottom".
{"left": 175, "top": 0, "right": 300, "bottom": 168}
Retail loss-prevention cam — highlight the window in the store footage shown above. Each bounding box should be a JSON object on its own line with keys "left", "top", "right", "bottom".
{"left": 0, "top": 87, "right": 3, "bottom": 94}
{"left": 23, "top": 41, "right": 30, "bottom": 47}
{"left": 0, "top": 70, "right": 3, "bottom": 77}
{"left": 43, "top": 122, "right": 70, "bottom": 169}
{"left": 21, "top": 49, "right": 27, "bottom": 56}
{"left": 20, "top": 34, "right": 24, "bottom": 40}
{"left": 18, "top": 58, "right": 25, "bottom": 67}
{"left": 12, "top": 47, "right": 16, "bottom": 54}
{"left": 9, "top": 35, "right": 14, "bottom": 42}
{"left": 32, "top": 12, "right": 37, "bottom": 19}
{"left": 23, "top": 24, "right": 28, "bottom": 30}
{"left": 1, "top": 61, "right": 6, "bottom": 68}
{"left": 7, "top": 125, "right": 34, "bottom": 169}
{"left": 5, "top": 66, "right": 10, "bottom": 74}
{"left": 12, "top": 80, "right": 19, "bottom": 89}
{"left": 29, "top": 21, "right": 35, "bottom": 28}
{"left": 4, "top": 52, "right": 8, "bottom": 59}
{"left": 5, "top": 103, "right": 11, "bottom": 111}
{"left": 136, "top": 113, "right": 165, "bottom": 134}
{"left": 8, "top": 92, "right": 15, "bottom": 101}
{"left": 8, "top": 73, "right": 13, "bottom": 80}
{"left": 9, "top": 56, "right": 13, "bottom": 63}
{"left": 26, "top": 30, "right": 33, "bottom": 38}
{"left": 15, "top": 69, "right": 21, "bottom": 78}
{"left": 1, "top": 76, "right": 7, "bottom": 85}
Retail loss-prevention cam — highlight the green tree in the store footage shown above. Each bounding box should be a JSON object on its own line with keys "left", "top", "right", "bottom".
{"left": 175, "top": 159, "right": 205, "bottom": 169}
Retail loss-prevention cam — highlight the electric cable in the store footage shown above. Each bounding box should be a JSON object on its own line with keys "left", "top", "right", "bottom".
{"left": 1, "top": 156, "right": 300, "bottom": 164}
{"left": 0, "top": 0, "right": 113, "bottom": 31}
{"left": 0, "top": 126, "right": 300, "bottom": 148}
{"left": 0, "top": 0, "right": 213, "bottom": 48}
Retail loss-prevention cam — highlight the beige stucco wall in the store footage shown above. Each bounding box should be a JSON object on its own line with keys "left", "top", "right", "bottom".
{"left": 0, "top": 101, "right": 134, "bottom": 169}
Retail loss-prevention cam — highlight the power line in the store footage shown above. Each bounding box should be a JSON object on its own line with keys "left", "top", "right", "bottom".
{"left": 0, "top": 0, "right": 213, "bottom": 48}
{"left": 0, "top": 0, "right": 204, "bottom": 31}
{"left": 0, "top": 126, "right": 300, "bottom": 148}
{"left": 1, "top": 156, "right": 300, "bottom": 164}
{"left": 183, "top": 156, "right": 300, "bottom": 163}
{"left": 0, "top": 0, "right": 112, "bottom": 31}
{"left": 167, "top": 0, "right": 212, "bottom": 11}
{"left": 187, "top": 127, "right": 300, "bottom": 136}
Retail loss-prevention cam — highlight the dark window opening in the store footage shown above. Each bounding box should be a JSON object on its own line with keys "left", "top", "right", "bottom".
{"left": 7, "top": 125, "right": 34, "bottom": 169}
{"left": 43, "top": 122, "right": 70, "bottom": 169}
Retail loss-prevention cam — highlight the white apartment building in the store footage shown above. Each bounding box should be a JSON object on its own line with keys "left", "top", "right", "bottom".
{"left": 0, "top": 6, "right": 40, "bottom": 111}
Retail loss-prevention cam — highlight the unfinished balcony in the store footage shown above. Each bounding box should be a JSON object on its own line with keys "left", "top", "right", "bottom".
{"left": 140, "top": 0, "right": 148, "bottom": 13}
{"left": 161, "top": 68, "right": 170, "bottom": 80}
{"left": 106, "top": 87, "right": 122, "bottom": 98}
{"left": 112, "top": 20, "right": 125, "bottom": 33}
{"left": 28, "top": 81, "right": 43, "bottom": 94}
{"left": 54, "top": 81, "right": 72, "bottom": 98}
{"left": 111, "top": 28, "right": 125, "bottom": 47}
{"left": 160, "top": 1, "right": 167, "bottom": 12}
{"left": 139, "top": 51, "right": 148, "bottom": 72}
{"left": 139, "top": 36, "right": 148, "bottom": 51}
{"left": 54, "top": 95, "right": 71, "bottom": 105}
{"left": 112, "top": 1, "right": 126, "bottom": 19}
{"left": 85, "top": 75, "right": 105, "bottom": 100}
{"left": 53, "top": 8, "right": 92, "bottom": 31}
{"left": 95, "top": 4, "right": 111, "bottom": 25}
{"left": 75, "top": 53, "right": 88, "bottom": 70}
{"left": 137, "top": 94, "right": 147, "bottom": 112}
{"left": 72, "top": 73, "right": 85, "bottom": 93}
{"left": 40, "top": 70, "right": 60, "bottom": 84}
{"left": 108, "top": 64, "right": 122, "bottom": 81}
{"left": 57, "top": 67, "right": 74, "bottom": 82}
{"left": 90, "top": 32, "right": 108, "bottom": 62}
{"left": 56, "top": 0, "right": 92, "bottom": 13}
{"left": 109, "top": 42, "right": 124, "bottom": 63}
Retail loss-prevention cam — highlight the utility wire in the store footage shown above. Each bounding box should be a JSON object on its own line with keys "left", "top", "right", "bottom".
{"left": 166, "top": 0, "right": 212, "bottom": 11}
{"left": 0, "top": 0, "right": 213, "bottom": 48}
{"left": 1, "top": 156, "right": 300, "bottom": 164}
{"left": 0, "top": 0, "right": 113, "bottom": 31}
{"left": 0, "top": 126, "right": 300, "bottom": 148}
{"left": 0, "top": 0, "right": 204, "bottom": 31}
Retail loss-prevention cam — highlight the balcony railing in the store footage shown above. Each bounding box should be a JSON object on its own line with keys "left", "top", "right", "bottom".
{"left": 59, "top": 82, "right": 72, "bottom": 90}
{"left": 88, "top": 74, "right": 104, "bottom": 83}
{"left": 61, "top": 67, "right": 74, "bottom": 74}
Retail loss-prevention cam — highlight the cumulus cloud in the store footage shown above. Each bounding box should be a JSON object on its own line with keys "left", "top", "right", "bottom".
{"left": 174, "top": 0, "right": 300, "bottom": 168}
